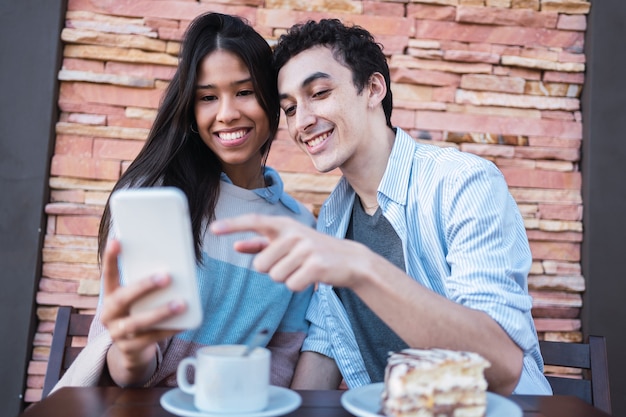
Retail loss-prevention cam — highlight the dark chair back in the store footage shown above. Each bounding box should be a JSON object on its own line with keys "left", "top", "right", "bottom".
{"left": 539, "top": 335, "right": 611, "bottom": 414}
{"left": 42, "top": 306, "right": 95, "bottom": 398}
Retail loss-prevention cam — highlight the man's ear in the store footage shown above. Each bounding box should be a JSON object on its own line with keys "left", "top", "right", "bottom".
{"left": 367, "top": 72, "right": 387, "bottom": 108}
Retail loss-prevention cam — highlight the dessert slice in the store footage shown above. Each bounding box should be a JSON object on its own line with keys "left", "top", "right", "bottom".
{"left": 382, "top": 348, "right": 491, "bottom": 417}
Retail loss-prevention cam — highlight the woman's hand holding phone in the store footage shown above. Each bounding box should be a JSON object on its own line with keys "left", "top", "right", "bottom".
{"left": 108, "top": 187, "right": 203, "bottom": 330}
{"left": 102, "top": 187, "right": 204, "bottom": 386}
{"left": 100, "top": 239, "right": 186, "bottom": 387}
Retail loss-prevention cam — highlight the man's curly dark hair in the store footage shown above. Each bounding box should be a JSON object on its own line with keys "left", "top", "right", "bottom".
{"left": 273, "top": 19, "right": 393, "bottom": 128}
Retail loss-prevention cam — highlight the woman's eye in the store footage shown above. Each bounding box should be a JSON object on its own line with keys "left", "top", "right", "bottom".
{"left": 200, "top": 95, "right": 216, "bottom": 102}
{"left": 238, "top": 89, "right": 254, "bottom": 97}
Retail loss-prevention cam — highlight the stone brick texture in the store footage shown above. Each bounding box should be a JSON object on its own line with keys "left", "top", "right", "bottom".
{"left": 25, "top": 0, "right": 590, "bottom": 403}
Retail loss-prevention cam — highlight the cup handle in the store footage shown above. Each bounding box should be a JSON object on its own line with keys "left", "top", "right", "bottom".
{"left": 177, "top": 357, "right": 197, "bottom": 395}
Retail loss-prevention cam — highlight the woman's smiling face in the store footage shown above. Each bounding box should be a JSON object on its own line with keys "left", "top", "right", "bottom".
{"left": 194, "top": 49, "right": 270, "bottom": 188}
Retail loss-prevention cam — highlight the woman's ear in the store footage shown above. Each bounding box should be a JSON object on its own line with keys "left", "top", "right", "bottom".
{"left": 367, "top": 72, "right": 387, "bottom": 108}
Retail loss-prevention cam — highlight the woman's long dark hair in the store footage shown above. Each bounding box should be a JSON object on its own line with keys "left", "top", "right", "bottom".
{"left": 98, "top": 12, "right": 280, "bottom": 262}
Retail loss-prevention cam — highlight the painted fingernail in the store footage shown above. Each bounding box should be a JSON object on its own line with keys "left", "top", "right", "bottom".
{"left": 169, "top": 300, "right": 186, "bottom": 312}
{"left": 152, "top": 274, "right": 168, "bottom": 285}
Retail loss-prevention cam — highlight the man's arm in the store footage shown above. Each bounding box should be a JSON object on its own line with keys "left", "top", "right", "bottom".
{"left": 342, "top": 161, "right": 528, "bottom": 395}
{"left": 211, "top": 214, "right": 523, "bottom": 395}
{"left": 210, "top": 196, "right": 526, "bottom": 395}
{"left": 291, "top": 351, "right": 343, "bottom": 390}
{"left": 349, "top": 259, "right": 524, "bottom": 395}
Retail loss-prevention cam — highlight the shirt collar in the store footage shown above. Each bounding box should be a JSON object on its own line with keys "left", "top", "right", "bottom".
{"left": 220, "top": 167, "right": 301, "bottom": 214}
{"left": 378, "top": 127, "right": 415, "bottom": 206}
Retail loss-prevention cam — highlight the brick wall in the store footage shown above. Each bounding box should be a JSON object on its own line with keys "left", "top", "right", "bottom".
{"left": 25, "top": 0, "right": 590, "bottom": 403}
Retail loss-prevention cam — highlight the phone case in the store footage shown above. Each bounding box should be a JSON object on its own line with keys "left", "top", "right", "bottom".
{"left": 109, "top": 187, "right": 203, "bottom": 330}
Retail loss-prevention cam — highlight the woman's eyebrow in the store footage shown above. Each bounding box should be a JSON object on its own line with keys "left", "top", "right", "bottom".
{"left": 196, "top": 77, "right": 253, "bottom": 90}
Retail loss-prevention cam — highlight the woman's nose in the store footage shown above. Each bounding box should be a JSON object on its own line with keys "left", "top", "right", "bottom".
{"left": 217, "top": 98, "right": 240, "bottom": 123}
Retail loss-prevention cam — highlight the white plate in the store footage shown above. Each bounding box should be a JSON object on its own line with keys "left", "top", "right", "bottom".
{"left": 160, "top": 386, "right": 302, "bottom": 417}
{"left": 341, "top": 382, "right": 522, "bottom": 417}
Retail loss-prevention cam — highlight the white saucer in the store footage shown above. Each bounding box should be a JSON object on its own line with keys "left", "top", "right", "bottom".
{"left": 160, "top": 386, "right": 301, "bottom": 417}
{"left": 341, "top": 382, "right": 522, "bottom": 417}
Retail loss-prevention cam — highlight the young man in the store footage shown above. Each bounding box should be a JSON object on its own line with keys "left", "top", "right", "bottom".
{"left": 210, "top": 19, "right": 552, "bottom": 395}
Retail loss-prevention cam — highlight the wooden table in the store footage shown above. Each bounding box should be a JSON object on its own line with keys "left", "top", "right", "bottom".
{"left": 20, "top": 387, "right": 612, "bottom": 417}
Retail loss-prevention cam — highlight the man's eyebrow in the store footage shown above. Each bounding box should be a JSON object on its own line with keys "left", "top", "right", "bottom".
{"left": 279, "top": 72, "right": 330, "bottom": 100}
{"left": 196, "top": 78, "right": 253, "bottom": 90}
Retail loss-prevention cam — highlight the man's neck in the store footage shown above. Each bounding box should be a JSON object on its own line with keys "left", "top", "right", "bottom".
{"left": 341, "top": 126, "right": 396, "bottom": 212}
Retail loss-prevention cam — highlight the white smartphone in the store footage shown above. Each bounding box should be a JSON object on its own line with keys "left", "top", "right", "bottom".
{"left": 109, "top": 187, "right": 203, "bottom": 330}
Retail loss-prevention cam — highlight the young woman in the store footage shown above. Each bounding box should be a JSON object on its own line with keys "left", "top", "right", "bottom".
{"left": 54, "top": 12, "right": 315, "bottom": 390}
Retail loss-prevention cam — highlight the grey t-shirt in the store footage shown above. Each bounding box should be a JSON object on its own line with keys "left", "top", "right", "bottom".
{"left": 334, "top": 196, "right": 409, "bottom": 383}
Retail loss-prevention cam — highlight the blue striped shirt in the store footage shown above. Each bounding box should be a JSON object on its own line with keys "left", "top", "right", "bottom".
{"left": 302, "top": 128, "right": 552, "bottom": 394}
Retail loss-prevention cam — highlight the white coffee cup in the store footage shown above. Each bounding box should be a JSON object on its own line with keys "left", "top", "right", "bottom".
{"left": 177, "top": 345, "right": 271, "bottom": 413}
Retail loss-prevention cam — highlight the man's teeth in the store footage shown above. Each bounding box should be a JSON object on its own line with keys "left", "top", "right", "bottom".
{"left": 306, "top": 132, "right": 330, "bottom": 147}
{"left": 219, "top": 130, "right": 247, "bottom": 141}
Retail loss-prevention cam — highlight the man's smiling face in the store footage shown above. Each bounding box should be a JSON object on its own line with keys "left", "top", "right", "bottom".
{"left": 277, "top": 46, "right": 371, "bottom": 174}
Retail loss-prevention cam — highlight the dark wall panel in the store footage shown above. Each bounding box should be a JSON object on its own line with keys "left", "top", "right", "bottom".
{"left": 582, "top": 0, "right": 626, "bottom": 414}
{"left": 0, "top": 0, "right": 66, "bottom": 415}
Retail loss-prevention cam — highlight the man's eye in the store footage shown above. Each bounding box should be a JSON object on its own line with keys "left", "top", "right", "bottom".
{"left": 283, "top": 106, "right": 296, "bottom": 117}
{"left": 313, "top": 89, "right": 330, "bottom": 98}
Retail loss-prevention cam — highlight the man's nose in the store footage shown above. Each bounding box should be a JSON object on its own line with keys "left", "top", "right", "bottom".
{"left": 294, "top": 104, "right": 315, "bottom": 133}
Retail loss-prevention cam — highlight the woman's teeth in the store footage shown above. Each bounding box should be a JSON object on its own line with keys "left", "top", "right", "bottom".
{"left": 219, "top": 130, "right": 247, "bottom": 141}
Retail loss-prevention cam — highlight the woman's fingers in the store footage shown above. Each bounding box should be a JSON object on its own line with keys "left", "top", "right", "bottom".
{"left": 100, "top": 236, "right": 187, "bottom": 347}
{"left": 106, "top": 295, "right": 186, "bottom": 342}
{"left": 101, "top": 272, "right": 171, "bottom": 322}
{"left": 102, "top": 239, "right": 122, "bottom": 296}
{"left": 110, "top": 323, "right": 179, "bottom": 351}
